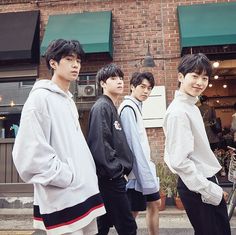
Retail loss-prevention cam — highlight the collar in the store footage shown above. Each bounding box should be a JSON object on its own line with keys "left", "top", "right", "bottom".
{"left": 102, "top": 94, "right": 114, "bottom": 104}
{"left": 174, "top": 90, "right": 199, "bottom": 105}
{"left": 124, "top": 95, "right": 142, "bottom": 109}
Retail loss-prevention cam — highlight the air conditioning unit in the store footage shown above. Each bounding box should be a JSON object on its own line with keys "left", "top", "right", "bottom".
{"left": 77, "top": 84, "right": 96, "bottom": 97}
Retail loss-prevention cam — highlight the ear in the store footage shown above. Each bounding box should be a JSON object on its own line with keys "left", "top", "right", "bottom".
{"left": 49, "top": 59, "right": 57, "bottom": 70}
{"left": 178, "top": 72, "right": 184, "bottom": 83}
{"left": 100, "top": 80, "right": 105, "bottom": 89}
{"left": 130, "top": 84, "right": 135, "bottom": 92}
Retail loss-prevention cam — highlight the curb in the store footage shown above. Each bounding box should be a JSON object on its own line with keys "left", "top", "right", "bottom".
{"left": 0, "top": 206, "right": 186, "bottom": 216}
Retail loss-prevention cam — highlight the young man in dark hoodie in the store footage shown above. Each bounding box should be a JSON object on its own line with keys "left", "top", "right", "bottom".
{"left": 87, "top": 63, "right": 137, "bottom": 235}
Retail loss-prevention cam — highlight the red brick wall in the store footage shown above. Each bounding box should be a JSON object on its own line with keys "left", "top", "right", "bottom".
{"left": 1, "top": 0, "right": 234, "bottom": 161}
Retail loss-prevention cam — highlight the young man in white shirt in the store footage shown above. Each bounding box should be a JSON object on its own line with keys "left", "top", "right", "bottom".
{"left": 119, "top": 72, "right": 161, "bottom": 235}
{"left": 163, "top": 53, "right": 231, "bottom": 235}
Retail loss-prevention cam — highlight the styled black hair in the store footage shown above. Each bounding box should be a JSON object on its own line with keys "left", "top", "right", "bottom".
{"left": 96, "top": 63, "right": 124, "bottom": 85}
{"left": 130, "top": 71, "right": 155, "bottom": 89}
{"left": 45, "top": 39, "right": 85, "bottom": 71}
{"left": 178, "top": 53, "right": 212, "bottom": 78}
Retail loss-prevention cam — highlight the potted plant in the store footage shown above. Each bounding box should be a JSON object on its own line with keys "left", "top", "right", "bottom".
{"left": 174, "top": 191, "right": 185, "bottom": 210}
{"left": 156, "top": 162, "right": 177, "bottom": 210}
{"left": 157, "top": 162, "right": 185, "bottom": 210}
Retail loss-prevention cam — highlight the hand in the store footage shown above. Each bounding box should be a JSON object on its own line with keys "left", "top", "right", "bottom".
{"left": 223, "top": 191, "right": 228, "bottom": 201}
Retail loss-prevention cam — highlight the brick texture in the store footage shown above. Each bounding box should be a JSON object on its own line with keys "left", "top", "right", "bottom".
{"left": 1, "top": 0, "right": 234, "bottom": 162}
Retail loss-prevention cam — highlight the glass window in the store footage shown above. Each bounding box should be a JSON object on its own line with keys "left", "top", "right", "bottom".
{"left": 0, "top": 80, "right": 35, "bottom": 138}
{"left": 78, "top": 74, "right": 96, "bottom": 85}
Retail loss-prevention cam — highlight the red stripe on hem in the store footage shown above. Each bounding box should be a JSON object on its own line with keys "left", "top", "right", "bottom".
{"left": 34, "top": 217, "right": 43, "bottom": 221}
{"left": 46, "top": 203, "right": 104, "bottom": 230}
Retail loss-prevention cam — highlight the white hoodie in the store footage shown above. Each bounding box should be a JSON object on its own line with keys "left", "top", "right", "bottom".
{"left": 12, "top": 79, "right": 105, "bottom": 235}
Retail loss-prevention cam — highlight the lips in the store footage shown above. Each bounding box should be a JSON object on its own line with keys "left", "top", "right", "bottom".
{"left": 193, "top": 87, "right": 202, "bottom": 91}
{"left": 71, "top": 71, "right": 78, "bottom": 76}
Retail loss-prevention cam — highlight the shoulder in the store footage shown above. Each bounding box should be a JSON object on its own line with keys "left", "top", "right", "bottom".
{"left": 91, "top": 97, "right": 114, "bottom": 119}
{"left": 23, "top": 89, "right": 52, "bottom": 117}
{"left": 166, "top": 101, "right": 187, "bottom": 117}
{"left": 92, "top": 97, "right": 112, "bottom": 111}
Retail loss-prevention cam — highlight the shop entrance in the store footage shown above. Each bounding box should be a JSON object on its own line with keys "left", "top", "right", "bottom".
{"left": 202, "top": 59, "right": 236, "bottom": 185}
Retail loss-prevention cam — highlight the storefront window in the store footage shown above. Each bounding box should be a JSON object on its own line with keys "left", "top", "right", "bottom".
{"left": 0, "top": 80, "right": 35, "bottom": 138}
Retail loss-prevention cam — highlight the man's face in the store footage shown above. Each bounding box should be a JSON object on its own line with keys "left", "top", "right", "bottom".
{"left": 101, "top": 76, "right": 124, "bottom": 97}
{"left": 178, "top": 72, "right": 209, "bottom": 97}
{"left": 51, "top": 54, "right": 81, "bottom": 82}
{"left": 131, "top": 79, "right": 152, "bottom": 102}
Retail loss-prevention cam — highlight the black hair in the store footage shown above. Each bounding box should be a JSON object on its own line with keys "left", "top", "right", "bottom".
{"left": 199, "top": 95, "right": 208, "bottom": 104}
{"left": 96, "top": 63, "right": 124, "bottom": 85}
{"left": 45, "top": 39, "right": 85, "bottom": 71}
{"left": 130, "top": 71, "right": 155, "bottom": 89}
{"left": 178, "top": 53, "right": 212, "bottom": 78}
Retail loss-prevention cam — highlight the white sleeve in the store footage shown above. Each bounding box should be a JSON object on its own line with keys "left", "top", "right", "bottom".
{"left": 120, "top": 107, "right": 159, "bottom": 194}
{"left": 165, "top": 113, "right": 222, "bottom": 206}
{"left": 12, "top": 109, "right": 73, "bottom": 188}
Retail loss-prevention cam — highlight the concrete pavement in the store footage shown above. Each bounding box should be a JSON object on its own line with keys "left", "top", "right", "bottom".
{"left": 0, "top": 207, "right": 236, "bottom": 234}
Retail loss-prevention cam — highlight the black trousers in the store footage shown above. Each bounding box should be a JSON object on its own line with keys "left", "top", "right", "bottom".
{"left": 177, "top": 176, "right": 231, "bottom": 235}
{"left": 96, "top": 177, "right": 137, "bottom": 235}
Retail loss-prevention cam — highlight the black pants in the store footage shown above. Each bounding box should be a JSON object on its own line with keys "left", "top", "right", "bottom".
{"left": 177, "top": 176, "right": 231, "bottom": 235}
{"left": 96, "top": 177, "right": 137, "bottom": 235}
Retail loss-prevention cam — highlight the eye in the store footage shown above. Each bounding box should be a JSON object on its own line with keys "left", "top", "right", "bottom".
{"left": 66, "top": 56, "right": 72, "bottom": 61}
{"left": 202, "top": 77, "right": 209, "bottom": 81}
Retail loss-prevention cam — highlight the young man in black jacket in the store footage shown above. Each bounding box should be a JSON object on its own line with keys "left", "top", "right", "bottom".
{"left": 87, "top": 63, "right": 137, "bottom": 235}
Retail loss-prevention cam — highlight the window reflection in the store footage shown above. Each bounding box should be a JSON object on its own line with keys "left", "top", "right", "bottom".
{"left": 0, "top": 80, "right": 35, "bottom": 138}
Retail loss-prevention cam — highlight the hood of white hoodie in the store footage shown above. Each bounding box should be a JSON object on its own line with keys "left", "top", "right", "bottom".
{"left": 31, "top": 79, "right": 73, "bottom": 98}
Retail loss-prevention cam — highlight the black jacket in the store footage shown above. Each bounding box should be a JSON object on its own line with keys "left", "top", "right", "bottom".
{"left": 87, "top": 95, "right": 134, "bottom": 180}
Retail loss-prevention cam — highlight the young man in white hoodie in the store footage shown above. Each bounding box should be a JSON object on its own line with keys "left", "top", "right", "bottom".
{"left": 118, "top": 72, "right": 161, "bottom": 235}
{"left": 12, "top": 39, "right": 105, "bottom": 235}
{"left": 163, "top": 53, "right": 231, "bottom": 235}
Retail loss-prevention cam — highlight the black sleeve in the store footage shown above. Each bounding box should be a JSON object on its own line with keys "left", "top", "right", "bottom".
{"left": 87, "top": 104, "right": 123, "bottom": 179}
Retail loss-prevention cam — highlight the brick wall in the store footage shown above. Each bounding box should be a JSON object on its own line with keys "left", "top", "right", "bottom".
{"left": 1, "top": 0, "right": 234, "bottom": 162}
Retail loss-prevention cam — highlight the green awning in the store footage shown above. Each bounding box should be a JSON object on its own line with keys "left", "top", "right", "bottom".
{"left": 178, "top": 2, "right": 236, "bottom": 52}
{"left": 41, "top": 11, "right": 113, "bottom": 58}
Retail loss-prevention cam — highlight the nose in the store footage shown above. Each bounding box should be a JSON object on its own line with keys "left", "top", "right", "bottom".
{"left": 196, "top": 78, "right": 205, "bottom": 86}
{"left": 72, "top": 60, "right": 79, "bottom": 68}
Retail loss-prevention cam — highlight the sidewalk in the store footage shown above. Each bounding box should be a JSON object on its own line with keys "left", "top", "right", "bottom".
{"left": 0, "top": 207, "right": 236, "bottom": 234}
